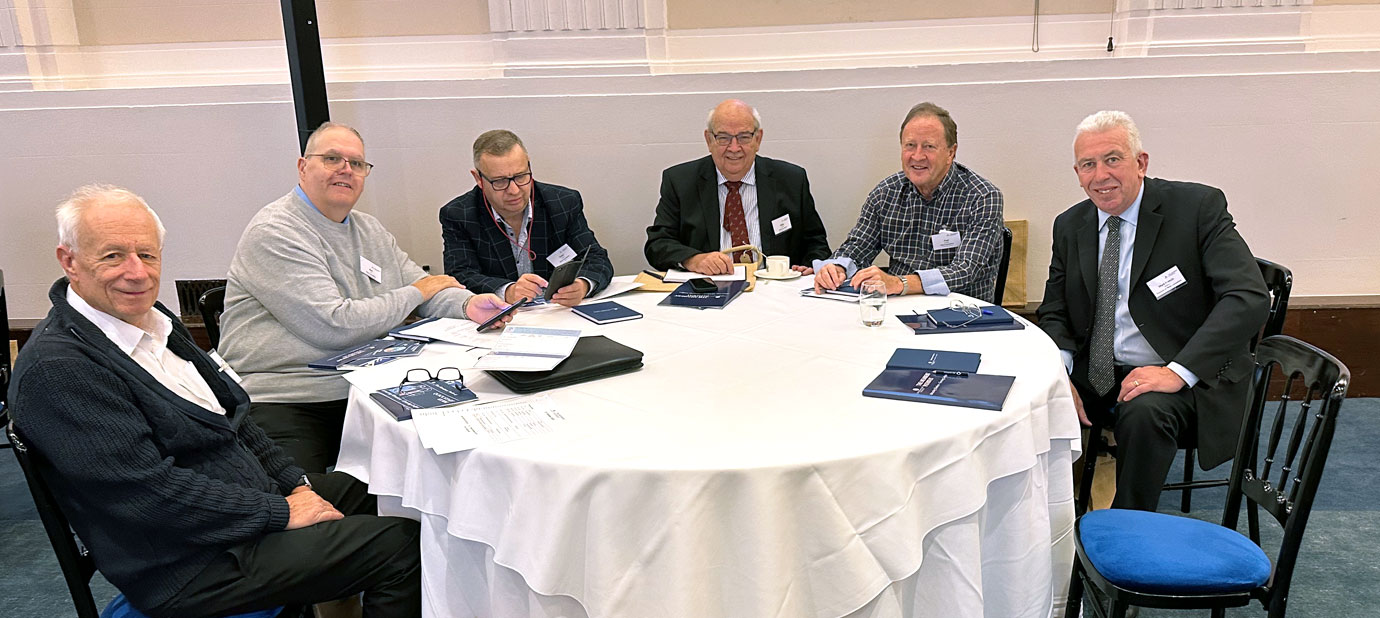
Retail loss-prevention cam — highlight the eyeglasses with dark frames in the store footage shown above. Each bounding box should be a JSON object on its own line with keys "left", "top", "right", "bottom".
{"left": 305, "top": 153, "right": 375, "bottom": 176}
{"left": 401, "top": 367, "right": 465, "bottom": 390}
{"left": 480, "top": 166, "right": 534, "bottom": 191}
{"left": 711, "top": 131, "right": 759, "bottom": 147}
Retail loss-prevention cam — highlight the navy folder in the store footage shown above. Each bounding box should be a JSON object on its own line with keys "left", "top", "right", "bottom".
{"left": 886, "top": 348, "right": 981, "bottom": 373}
{"left": 926, "top": 305, "right": 1016, "bottom": 327}
{"left": 862, "top": 369, "right": 1015, "bottom": 411}
{"left": 572, "top": 301, "right": 643, "bottom": 324}
{"left": 662, "top": 280, "right": 748, "bottom": 309}
{"left": 897, "top": 312, "right": 1026, "bottom": 335}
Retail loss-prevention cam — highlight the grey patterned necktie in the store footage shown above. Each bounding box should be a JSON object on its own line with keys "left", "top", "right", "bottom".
{"left": 1089, "top": 216, "right": 1122, "bottom": 396}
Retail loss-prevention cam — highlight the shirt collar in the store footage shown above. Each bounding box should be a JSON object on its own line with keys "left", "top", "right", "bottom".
{"left": 66, "top": 285, "right": 171, "bottom": 355}
{"left": 487, "top": 199, "right": 533, "bottom": 234}
{"left": 295, "top": 185, "right": 349, "bottom": 224}
{"left": 716, "top": 161, "right": 757, "bottom": 187}
{"left": 1097, "top": 182, "right": 1146, "bottom": 229}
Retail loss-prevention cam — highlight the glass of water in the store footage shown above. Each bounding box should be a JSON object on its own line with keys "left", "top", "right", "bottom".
{"left": 858, "top": 279, "right": 887, "bottom": 327}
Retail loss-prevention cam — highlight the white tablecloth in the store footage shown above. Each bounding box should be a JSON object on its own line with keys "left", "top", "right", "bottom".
{"left": 337, "top": 275, "right": 1081, "bottom": 618}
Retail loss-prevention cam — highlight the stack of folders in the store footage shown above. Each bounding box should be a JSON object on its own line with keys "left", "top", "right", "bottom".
{"left": 308, "top": 339, "right": 426, "bottom": 370}
{"left": 663, "top": 280, "right": 749, "bottom": 309}
{"left": 896, "top": 305, "right": 1025, "bottom": 334}
{"left": 572, "top": 301, "right": 643, "bottom": 325}
{"left": 370, "top": 379, "right": 478, "bottom": 421}
{"left": 862, "top": 347, "right": 1015, "bottom": 411}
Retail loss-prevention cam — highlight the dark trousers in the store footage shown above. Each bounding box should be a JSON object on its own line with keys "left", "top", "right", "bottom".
{"left": 146, "top": 471, "right": 420, "bottom": 618}
{"left": 250, "top": 400, "right": 348, "bottom": 474}
{"left": 1080, "top": 365, "right": 1197, "bottom": 511}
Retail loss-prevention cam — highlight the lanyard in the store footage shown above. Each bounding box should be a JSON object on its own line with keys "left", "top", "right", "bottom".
{"left": 483, "top": 191, "right": 537, "bottom": 262}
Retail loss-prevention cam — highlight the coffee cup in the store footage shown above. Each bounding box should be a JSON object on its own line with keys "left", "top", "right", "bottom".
{"left": 765, "top": 255, "right": 791, "bottom": 277}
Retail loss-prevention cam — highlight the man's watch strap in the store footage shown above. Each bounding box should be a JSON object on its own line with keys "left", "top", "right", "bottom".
{"left": 298, "top": 474, "right": 312, "bottom": 490}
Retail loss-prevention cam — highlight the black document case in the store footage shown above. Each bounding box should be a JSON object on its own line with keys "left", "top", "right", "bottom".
{"left": 486, "top": 335, "right": 643, "bottom": 394}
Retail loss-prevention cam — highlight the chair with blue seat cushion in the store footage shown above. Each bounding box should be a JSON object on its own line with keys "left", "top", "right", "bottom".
{"left": 100, "top": 594, "right": 282, "bottom": 618}
{"left": 1067, "top": 335, "right": 1349, "bottom": 618}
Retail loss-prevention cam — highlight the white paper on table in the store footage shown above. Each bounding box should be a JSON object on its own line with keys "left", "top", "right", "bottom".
{"left": 588, "top": 280, "right": 643, "bottom": 300}
{"left": 411, "top": 395, "right": 565, "bottom": 454}
{"left": 393, "top": 317, "right": 503, "bottom": 348}
{"left": 473, "top": 326, "right": 581, "bottom": 371}
{"left": 663, "top": 266, "right": 746, "bottom": 283}
{"left": 341, "top": 343, "right": 487, "bottom": 391}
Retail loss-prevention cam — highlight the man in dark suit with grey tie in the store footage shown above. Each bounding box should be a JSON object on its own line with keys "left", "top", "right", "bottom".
{"left": 644, "top": 99, "right": 831, "bottom": 275}
{"left": 1037, "top": 110, "right": 1269, "bottom": 511}
{"left": 441, "top": 129, "right": 614, "bottom": 308}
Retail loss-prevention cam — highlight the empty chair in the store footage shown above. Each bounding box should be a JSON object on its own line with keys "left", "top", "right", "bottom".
{"left": 1067, "top": 335, "right": 1349, "bottom": 618}
{"left": 198, "top": 285, "right": 227, "bottom": 350}
{"left": 993, "top": 225, "right": 1014, "bottom": 305}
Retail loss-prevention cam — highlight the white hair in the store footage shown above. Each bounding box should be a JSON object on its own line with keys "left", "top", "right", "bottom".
{"left": 1075, "top": 110, "right": 1143, "bottom": 156}
{"left": 706, "top": 102, "right": 763, "bottom": 133}
{"left": 56, "top": 184, "right": 166, "bottom": 252}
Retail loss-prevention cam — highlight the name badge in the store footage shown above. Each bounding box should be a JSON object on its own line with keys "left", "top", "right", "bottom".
{"left": 547, "top": 243, "right": 577, "bottom": 267}
{"left": 360, "top": 255, "right": 383, "bottom": 284}
{"left": 931, "top": 229, "right": 961, "bottom": 250}
{"left": 208, "top": 350, "right": 243, "bottom": 384}
{"left": 771, "top": 214, "right": 793, "bottom": 235}
{"left": 1147, "top": 265, "right": 1188, "bottom": 300}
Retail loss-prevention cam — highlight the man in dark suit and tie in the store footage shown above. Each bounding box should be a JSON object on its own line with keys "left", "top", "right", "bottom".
{"left": 644, "top": 99, "right": 831, "bottom": 275}
{"left": 441, "top": 129, "right": 614, "bottom": 307}
{"left": 1037, "top": 110, "right": 1269, "bottom": 511}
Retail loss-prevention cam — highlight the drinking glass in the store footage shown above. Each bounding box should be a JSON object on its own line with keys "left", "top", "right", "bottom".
{"left": 859, "top": 279, "right": 887, "bottom": 327}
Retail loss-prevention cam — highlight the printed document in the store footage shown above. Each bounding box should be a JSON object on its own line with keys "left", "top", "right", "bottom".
{"left": 663, "top": 266, "right": 746, "bottom": 283}
{"left": 393, "top": 317, "right": 503, "bottom": 348}
{"left": 473, "top": 326, "right": 581, "bottom": 371}
{"left": 411, "top": 395, "right": 566, "bottom": 454}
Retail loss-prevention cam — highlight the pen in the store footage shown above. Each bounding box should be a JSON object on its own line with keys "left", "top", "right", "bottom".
{"left": 933, "top": 370, "right": 969, "bottom": 377}
{"left": 641, "top": 269, "right": 665, "bottom": 281}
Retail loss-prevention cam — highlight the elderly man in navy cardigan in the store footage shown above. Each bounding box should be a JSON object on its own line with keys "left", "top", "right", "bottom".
{"left": 8, "top": 185, "right": 420, "bottom": 617}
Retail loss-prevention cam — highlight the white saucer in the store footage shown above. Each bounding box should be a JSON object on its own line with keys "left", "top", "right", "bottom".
{"left": 754, "top": 268, "right": 802, "bottom": 281}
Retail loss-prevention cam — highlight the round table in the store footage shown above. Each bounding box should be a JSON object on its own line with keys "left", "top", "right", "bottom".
{"left": 336, "top": 274, "right": 1081, "bottom": 618}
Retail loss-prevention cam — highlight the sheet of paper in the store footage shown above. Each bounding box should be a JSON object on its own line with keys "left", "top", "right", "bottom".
{"left": 394, "top": 317, "right": 504, "bottom": 348}
{"left": 663, "top": 266, "right": 746, "bottom": 283}
{"left": 589, "top": 280, "right": 644, "bottom": 300}
{"left": 411, "top": 395, "right": 566, "bottom": 454}
{"left": 473, "top": 326, "right": 581, "bottom": 371}
{"left": 341, "top": 344, "right": 487, "bottom": 392}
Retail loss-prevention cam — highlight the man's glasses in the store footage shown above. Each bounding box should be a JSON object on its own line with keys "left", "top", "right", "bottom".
{"left": 305, "top": 153, "right": 374, "bottom": 176}
{"left": 711, "top": 131, "right": 758, "bottom": 147}
{"left": 401, "top": 367, "right": 464, "bottom": 389}
{"left": 928, "top": 300, "right": 984, "bottom": 328}
{"left": 480, "top": 167, "right": 534, "bottom": 191}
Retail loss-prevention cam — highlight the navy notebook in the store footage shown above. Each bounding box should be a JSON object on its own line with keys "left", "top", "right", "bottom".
{"left": 307, "top": 339, "right": 425, "bottom": 370}
{"left": 862, "top": 369, "right": 1015, "bottom": 411}
{"left": 572, "top": 301, "right": 643, "bottom": 325}
{"left": 663, "top": 280, "right": 748, "bottom": 309}
{"left": 369, "top": 380, "right": 478, "bottom": 421}
{"left": 886, "top": 348, "right": 982, "bottom": 373}
{"left": 926, "top": 305, "right": 1015, "bottom": 327}
{"left": 897, "top": 313, "right": 1026, "bottom": 335}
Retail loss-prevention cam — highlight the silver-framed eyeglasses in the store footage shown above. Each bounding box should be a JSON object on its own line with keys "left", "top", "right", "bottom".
{"left": 305, "top": 153, "right": 374, "bottom": 176}
{"left": 928, "top": 300, "right": 984, "bottom": 328}
{"left": 711, "top": 131, "right": 758, "bottom": 146}
{"left": 480, "top": 166, "right": 534, "bottom": 191}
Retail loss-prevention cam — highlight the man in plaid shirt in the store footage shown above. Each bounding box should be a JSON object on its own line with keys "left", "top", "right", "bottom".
{"left": 814, "top": 103, "right": 1005, "bottom": 303}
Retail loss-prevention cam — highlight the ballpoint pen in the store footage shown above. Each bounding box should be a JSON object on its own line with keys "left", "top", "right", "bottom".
{"left": 641, "top": 269, "right": 665, "bottom": 281}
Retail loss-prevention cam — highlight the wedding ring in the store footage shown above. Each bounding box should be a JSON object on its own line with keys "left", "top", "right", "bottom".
{"left": 1134, "top": 380, "right": 1141, "bottom": 387}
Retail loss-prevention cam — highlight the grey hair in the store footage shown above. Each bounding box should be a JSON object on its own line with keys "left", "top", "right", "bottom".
{"left": 304, "top": 121, "right": 365, "bottom": 154}
{"left": 472, "top": 129, "right": 527, "bottom": 169}
{"left": 900, "top": 102, "right": 957, "bottom": 147}
{"left": 56, "top": 184, "right": 166, "bottom": 252}
{"left": 1075, "top": 110, "right": 1143, "bottom": 156}
{"left": 706, "top": 102, "right": 762, "bottom": 133}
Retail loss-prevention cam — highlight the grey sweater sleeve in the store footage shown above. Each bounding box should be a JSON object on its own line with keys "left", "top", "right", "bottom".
{"left": 231, "top": 219, "right": 427, "bottom": 351}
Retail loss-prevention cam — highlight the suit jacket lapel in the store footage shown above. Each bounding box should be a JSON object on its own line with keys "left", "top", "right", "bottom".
{"left": 1130, "top": 180, "right": 1163, "bottom": 288}
{"left": 1076, "top": 204, "right": 1099, "bottom": 300}
{"left": 699, "top": 158, "right": 721, "bottom": 249}
{"left": 754, "top": 158, "right": 777, "bottom": 254}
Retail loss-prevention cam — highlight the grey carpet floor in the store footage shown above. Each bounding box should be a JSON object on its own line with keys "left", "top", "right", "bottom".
{"left": 3, "top": 399, "right": 1377, "bottom": 617}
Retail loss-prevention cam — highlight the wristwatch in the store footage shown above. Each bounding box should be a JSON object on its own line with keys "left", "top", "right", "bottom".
{"left": 298, "top": 474, "right": 312, "bottom": 490}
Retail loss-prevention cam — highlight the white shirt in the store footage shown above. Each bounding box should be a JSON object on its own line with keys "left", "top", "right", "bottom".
{"left": 67, "top": 287, "right": 227, "bottom": 415}
{"left": 716, "top": 163, "right": 761, "bottom": 252}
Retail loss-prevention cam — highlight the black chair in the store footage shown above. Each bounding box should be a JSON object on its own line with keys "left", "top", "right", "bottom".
{"left": 993, "top": 226, "right": 1014, "bottom": 305}
{"left": 1163, "top": 257, "right": 1293, "bottom": 512}
{"left": 198, "top": 286, "right": 227, "bottom": 350}
{"left": 7, "top": 420, "right": 102, "bottom": 618}
{"left": 1067, "top": 335, "right": 1349, "bottom": 618}
{"left": 2, "top": 268, "right": 12, "bottom": 450}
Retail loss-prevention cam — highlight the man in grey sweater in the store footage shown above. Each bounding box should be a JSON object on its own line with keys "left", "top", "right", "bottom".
{"left": 221, "top": 122, "right": 512, "bottom": 472}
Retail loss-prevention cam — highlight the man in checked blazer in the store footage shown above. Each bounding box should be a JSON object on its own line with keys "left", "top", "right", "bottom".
{"left": 440, "top": 130, "right": 614, "bottom": 307}
{"left": 644, "top": 99, "right": 831, "bottom": 275}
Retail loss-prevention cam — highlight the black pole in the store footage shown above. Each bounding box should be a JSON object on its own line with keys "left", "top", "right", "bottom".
{"left": 281, "top": 0, "right": 330, "bottom": 154}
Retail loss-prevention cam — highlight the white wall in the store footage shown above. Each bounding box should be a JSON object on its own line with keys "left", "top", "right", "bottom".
{"left": 3, "top": 5, "right": 1380, "bottom": 319}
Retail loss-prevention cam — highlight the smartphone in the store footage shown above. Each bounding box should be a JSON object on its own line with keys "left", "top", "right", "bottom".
{"left": 475, "top": 297, "right": 528, "bottom": 331}
{"left": 688, "top": 278, "right": 719, "bottom": 294}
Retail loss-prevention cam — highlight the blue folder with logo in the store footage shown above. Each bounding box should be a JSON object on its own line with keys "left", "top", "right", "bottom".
{"left": 662, "top": 280, "right": 749, "bottom": 309}
{"left": 886, "top": 348, "right": 982, "bottom": 373}
{"left": 862, "top": 369, "right": 1015, "bottom": 411}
